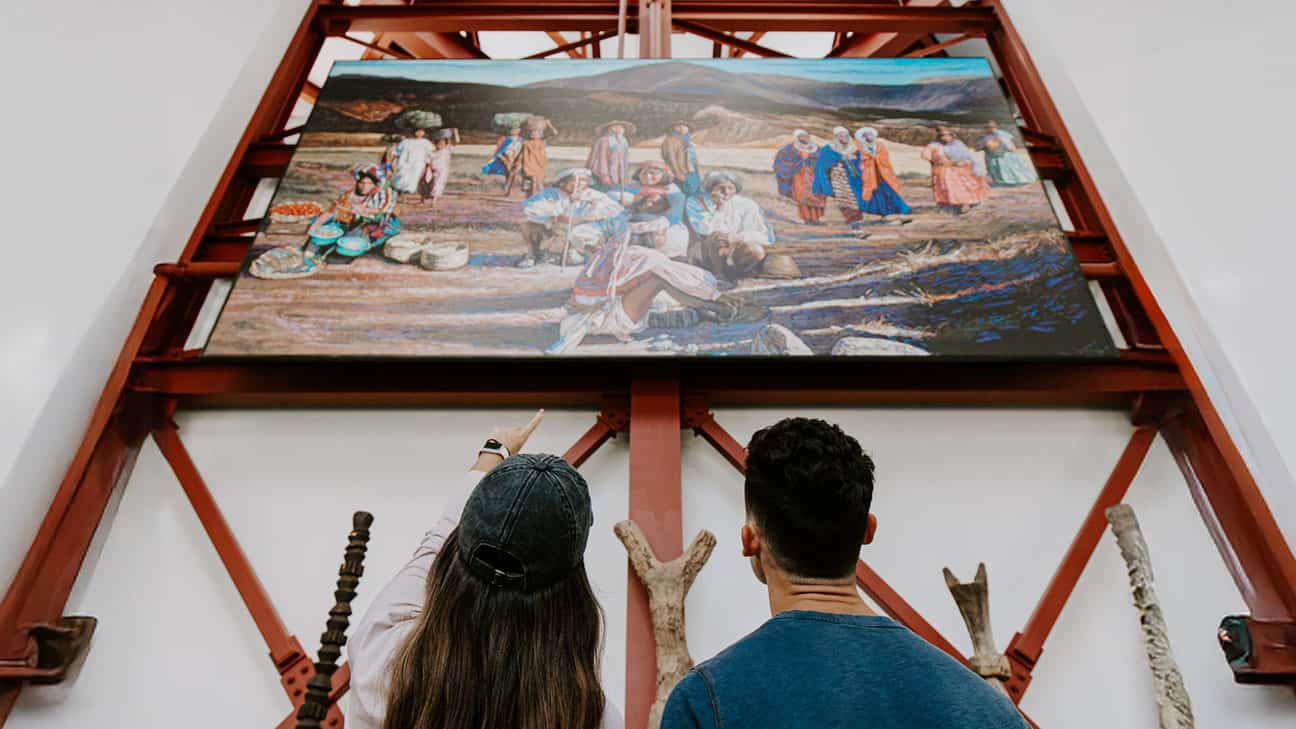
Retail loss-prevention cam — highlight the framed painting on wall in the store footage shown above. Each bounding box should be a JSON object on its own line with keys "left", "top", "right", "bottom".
{"left": 204, "top": 58, "right": 1115, "bottom": 359}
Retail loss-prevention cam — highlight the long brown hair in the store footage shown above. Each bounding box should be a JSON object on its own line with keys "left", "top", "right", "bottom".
{"left": 382, "top": 529, "right": 606, "bottom": 729}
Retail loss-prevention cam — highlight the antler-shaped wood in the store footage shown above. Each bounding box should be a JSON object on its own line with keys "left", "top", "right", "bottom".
{"left": 615, "top": 520, "right": 717, "bottom": 729}
{"left": 296, "top": 511, "right": 373, "bottom": 729}
{"left": 943, "top": 562, "right": 1011, "bottom": 696}
{"left": 1106, "top": 504, "right": 1194, "bottom": 729}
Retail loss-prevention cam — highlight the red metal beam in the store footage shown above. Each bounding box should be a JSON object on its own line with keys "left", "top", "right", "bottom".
{"left": 338, "top": 32, "right": 415, "bottom": 59}
{"left": 730, "top": 30, "right": 767, "bottom": 57}
{"left": 0, "top": 401, "right": 149, "bottom": 665}
{"left": 563, "top": 402, "right": 628, "bottom": 467}
{"left": 1162, "top": 410, "right": 1296, "bottom": 622}
{"left": 152, "top": 422, "right": 306, "bottom": 670}
{"left": 525, "top": 29, "right": 617, "bottom": 59}
{"left": 1003, "top": 425, "right": 1157, "bottom": 699}
{"left": 128, "top": 361, "right": 1185, "bottom": 410}
{"left": 828, "top": 0, "right": 949, "bottom": 57}
{"left": 317, "top": 2, "right": 994, "bottom": 34}
{"left": 673, "top": 19, "right": 792, "bottom": 57}
{"left": 626, "top": 379, "right": 683, "bottom": 729}
{"left": 903, "top": 31, "right": 980, "bottom": 58}
{"left": 855, "top": 561, "right": 968, "bottom": 664}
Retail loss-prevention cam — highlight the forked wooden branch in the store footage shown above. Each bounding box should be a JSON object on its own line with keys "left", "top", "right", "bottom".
{"left": 615, "top": 520, "right": 717, "bottom": 729}
{"left": 943, "top": 562, "right": 1011, "bottom": 696}
{"left": 1105, "top": 504, "right": 1194, "bottom": 729}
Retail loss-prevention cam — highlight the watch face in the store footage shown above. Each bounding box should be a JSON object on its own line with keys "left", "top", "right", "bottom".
{"left": 483, "top": 439, "right": 504, "bottom": 450}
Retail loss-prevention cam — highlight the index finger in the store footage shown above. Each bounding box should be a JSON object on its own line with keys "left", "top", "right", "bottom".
{"left": 521, "top": 409, "right": 545, "bottom": 437}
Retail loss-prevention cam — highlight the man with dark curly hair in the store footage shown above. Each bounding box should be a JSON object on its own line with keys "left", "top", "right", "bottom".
{"left": 661, "top": 417, "right": 1027, "bottom": 729}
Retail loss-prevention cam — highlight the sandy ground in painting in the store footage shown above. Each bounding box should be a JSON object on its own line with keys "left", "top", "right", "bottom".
{"left": 206, "top": 145, "right": 1095, "bottom": 358}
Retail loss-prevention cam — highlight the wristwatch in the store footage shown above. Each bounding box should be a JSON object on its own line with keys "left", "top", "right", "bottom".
{"left": 479, "top": 439, "right": 510, "bottom": 461}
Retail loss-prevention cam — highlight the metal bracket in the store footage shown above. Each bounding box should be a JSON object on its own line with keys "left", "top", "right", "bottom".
{"left": 1219, "top": 616, "right": 1296, "bottom": 685}
{"left": 0, "top": 617, "right": 97, "bottom": 685}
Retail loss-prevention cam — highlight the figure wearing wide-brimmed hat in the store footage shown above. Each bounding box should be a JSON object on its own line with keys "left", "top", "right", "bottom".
{"left": 684, "top": 171, "right": 780, "bottom": 282}
{"left": 586, "top": 120, "right": 636, "bottom": 191}
{"left": 518, "top": 167, "right": 623, "bottom": 269}
{"left": 661, "top": 119, "right": 702, "bottom": 197}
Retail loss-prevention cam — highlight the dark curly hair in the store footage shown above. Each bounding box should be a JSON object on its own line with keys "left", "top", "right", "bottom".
{"left": 744, "top": 418, "right": 875, "bottom": 579}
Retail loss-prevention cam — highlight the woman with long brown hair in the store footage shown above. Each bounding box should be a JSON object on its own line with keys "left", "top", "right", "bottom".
{"left": 349, "top": 411, "right": 622, "bottom": 729}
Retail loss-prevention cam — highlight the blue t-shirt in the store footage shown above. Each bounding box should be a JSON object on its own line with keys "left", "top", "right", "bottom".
{"left": 661, "top": 611, "right": 1028, "bottom": 729}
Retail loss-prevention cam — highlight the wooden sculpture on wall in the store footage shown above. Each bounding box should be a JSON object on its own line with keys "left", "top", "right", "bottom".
{"left": 615, "top": 520, "right": 717, "bottom": 729}
{"left": 1105, "top": 504, "right": 1195, "bottom": 729}
{"left": 295, "top": 511, "right": 374, "bottom": 729}
{"left": 942, "top": 562, "right": 1012, "bottom": 696}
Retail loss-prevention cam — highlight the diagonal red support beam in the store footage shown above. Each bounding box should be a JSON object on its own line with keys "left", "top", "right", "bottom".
{"left": 525, "top": 29, "right": 617, "bottom": 59}
{"left": 903, "top": 31, "right": 980, "bottom": 58}
{"left": 150, "top": 420, "right": 332, "bottom": 725}
{"left": 828, "top": 0, "right": 948, "bottom": 57}
{"left": 673, "top": 19, "right": 792, "bottom": 57}
{"left": 1002, "top": 425, "right": 1157, "bottom": 699}
{"left": 564, "top": 400, "right": 629, "bottom": 468}
{"left": 153, "top": 422, "right": 305, "bottom": 668}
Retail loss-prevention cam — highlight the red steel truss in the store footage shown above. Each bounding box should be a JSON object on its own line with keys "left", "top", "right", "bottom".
{"left": 1, "top": 1, "right": 1294, "bottom": 727}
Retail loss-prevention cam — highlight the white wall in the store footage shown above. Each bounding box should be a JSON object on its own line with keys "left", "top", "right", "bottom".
{"left": 0, "top": 0, "right": 314, "bottom": 604}
{"left": 3, "top": 0, "right": 1296, "bottom": 726}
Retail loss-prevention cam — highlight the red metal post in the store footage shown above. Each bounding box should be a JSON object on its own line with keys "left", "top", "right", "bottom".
{"left": 626, "top": 379, "right": 683, "bottom": 729}
{"left": 1002, "top": 425, "right": 1157, "bottom": 698}
{"left": 1161, "top": 410, "right": 1296, "bottom": 622}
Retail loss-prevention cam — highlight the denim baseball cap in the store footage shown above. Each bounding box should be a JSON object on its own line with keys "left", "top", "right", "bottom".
{"left": 458, "top": 453, "right": 593, "bottom": 593}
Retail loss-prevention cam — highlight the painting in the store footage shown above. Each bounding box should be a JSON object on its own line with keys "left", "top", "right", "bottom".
{"left": 204, "top": 58, "right": 1116, "bottom": 359}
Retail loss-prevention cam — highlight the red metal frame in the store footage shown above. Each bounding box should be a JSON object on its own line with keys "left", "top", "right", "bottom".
{"left": 2, "top": 1, "right": 1294, "bottom": 726}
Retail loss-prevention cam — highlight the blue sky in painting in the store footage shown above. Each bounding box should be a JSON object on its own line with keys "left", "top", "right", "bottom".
{"left": 329, "top": 58, "right": 993, "bottom": 87}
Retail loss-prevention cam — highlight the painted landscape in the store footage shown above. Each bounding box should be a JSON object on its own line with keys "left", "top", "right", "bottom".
{"left": 205, "top": 58, "right": 1115, "bottom": 359}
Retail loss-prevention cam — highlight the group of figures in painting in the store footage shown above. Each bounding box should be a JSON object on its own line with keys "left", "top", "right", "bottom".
{"left": 293, "top": 116, "right": 1040, "bottom": 353}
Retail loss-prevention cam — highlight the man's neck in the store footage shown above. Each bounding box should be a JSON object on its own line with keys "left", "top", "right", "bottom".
{"left": 767, "top": 571, "right": 876, "bottom": 618}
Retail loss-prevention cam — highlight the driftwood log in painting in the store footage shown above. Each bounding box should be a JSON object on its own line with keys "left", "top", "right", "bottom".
{"left": 615, "top": 520, "right": 717, "bottom": 729}
{"left": 1105, "top": 504, "right": 1195, "bottom": 729}
{"left": 942, "top": 562, "right": 1011, "bottom": 696}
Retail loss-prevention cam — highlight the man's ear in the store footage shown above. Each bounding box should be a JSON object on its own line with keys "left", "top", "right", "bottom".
{"left": 741, "top": 523, "right": 761, "bottom": 557}
{"left": 863, "top": 513, "right": 878, "bottom": 546}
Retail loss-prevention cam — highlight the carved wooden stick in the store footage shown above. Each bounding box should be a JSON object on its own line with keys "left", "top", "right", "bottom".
{"left": 296, "top": 511, "right": 374, "bottom": 729}
{"left": 942, "top": 563, "right": 1011, "bottom": 696}
{"left": 1105, "top": 504, "right": 1194, "bottom": 729}
{"left": 615, "top": 520, "right": 716, "bottom": 729}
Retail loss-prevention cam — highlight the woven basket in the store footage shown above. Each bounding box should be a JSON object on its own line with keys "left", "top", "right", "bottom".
{"left": 383, "top": 233, "right": 432, "bottom": 264}
{"left": 248, "top": 246, "right": 323, "bottom": 280}
{"left": 418, "top": 242, "right": 470, "bottom": 271}
{"left": 268, "top": 201, "right": 323, "bottom": 224}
